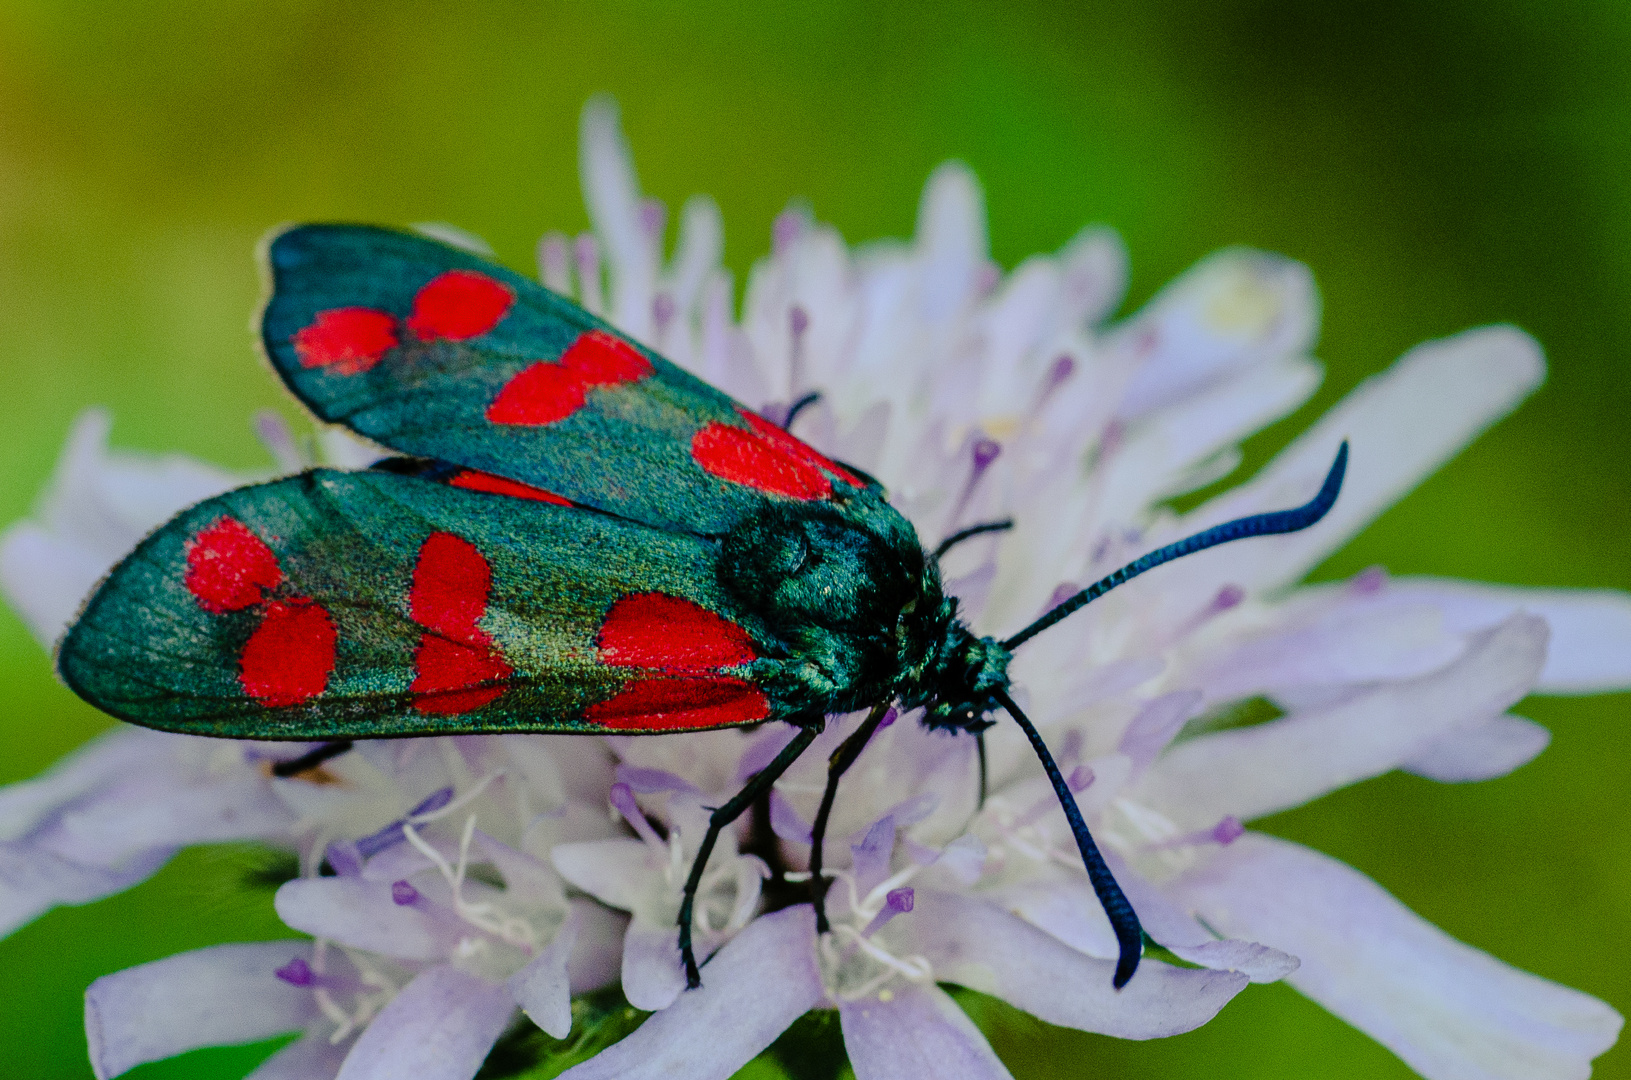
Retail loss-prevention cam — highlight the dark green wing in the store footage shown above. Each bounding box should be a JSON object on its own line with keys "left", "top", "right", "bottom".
{"left": 260, "top": 224, "right": 867, "bottom": 535}
{"left": 58, "top": 470, "right": 789, "bottom": 739}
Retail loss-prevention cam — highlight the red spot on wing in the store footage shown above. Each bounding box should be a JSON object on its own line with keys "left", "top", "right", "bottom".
{"left": 449, "top": 469, "right": 572, "bottom": 506}
{"left": 583, "top": 676, "right": 770, "bottom": 730}
{"left": 691, "top": 408, "right": 862, "bottom": 501}
{"left": 408, "top": 531, "right": 512, "bottom": 714}
{"left": 292, "top": 308, "right": 398, "bottom": 375}
{"left": 406, "top": 270, "right": 515, "bottom": 341}
{"left": 597, "top": 592, "right": 757, "bottom": 671}
{"left": 411, "top": 637, "right": 510, "bottom": 713}
{"left": 240, "top": 601, "right": 336, "bottom": 706}
{"left": 185, "top": 518, "right": 283, "bottom": 613}
{"left": 486, "top": 330, "right": 654, "bottom": 426}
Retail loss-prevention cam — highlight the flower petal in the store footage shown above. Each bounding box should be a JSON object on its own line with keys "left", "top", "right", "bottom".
{"left": 1403, "top": 714, "right": 1551, "bottom": 783}
{"left": 840, "top": 981, "right": 1013, "bottom": 1080}
{"left": 1166, "top": 325, "right": 1543, "bottom": 595}
{"left": 335, "top": 965, "right": 514, "bottom": 1080}
{"left": 1138, "top": 614, "right": 1546, "bottom": 828}
{"left": 274, "top": 878, "right": 450, "bottom": 960}
{"left": 510, "top": 910, "right": 577, "bottom": 1038}
{"left": 899, "top": 889, "right": 1246, "bottom": 1038}
{"left": 568, "top": 897, "right": 628, "bottom": 994}
{"left": 0, "top": 841, "right": 173, "bottom": 937}
{"left": 1169, "top": 834, "right": 1622, "bottom": 1080}
{"left": 620, "top": 918, "right": 686, "bottom": 1011}
{"left": 557, "top": 905, "right": 823, "bottom": 1080}
{"left": 246, "top": 1034, "right": 348, "bottom": 1080}
{"left": 552, "top": 838, "right": 658, "bottom": 912}
{"left": 1387, "top": 578, "right": 1631, "bottom": 694}
{"left": 85, "top": 941, "right": 315, "bottom": 1080}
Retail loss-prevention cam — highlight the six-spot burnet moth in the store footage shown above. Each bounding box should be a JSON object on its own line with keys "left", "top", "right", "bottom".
{"left": 57, "top": 224, "right": 1347, "bottom": 990}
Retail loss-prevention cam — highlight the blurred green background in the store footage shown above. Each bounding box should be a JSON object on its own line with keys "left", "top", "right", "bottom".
{"left": 0, "top": 1, "right": 1627, "bottom": 1077}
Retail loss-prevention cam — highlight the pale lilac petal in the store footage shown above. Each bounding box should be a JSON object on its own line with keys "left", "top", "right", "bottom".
{"left": 510, "top": 910, "right": 577, "bottom": 1038}
{"left": 246, "top": 1034, "right": 348, "bottom": 1080}
{"left": 1115, "top": 249, "right": 1317, "bottom": 418}
{"left": 620, "top": 919, "right": 685, "bottom": 1011}
{"left": 840, "top": 981, "right": 1012, "bottom": 1080}
{"left": 580, "top": 96, "right": 656, "bottom": 341}
{"left": 915, "top": 163, "right": 988, "bottom": 322}
{"left": 275, "top": 878, "right": 450, "bottom": 960}
{"left": 85, "top": 941, "right": 315, "bottom": 1080}
{"left": 0, "top": 841, "right": 173, "bottom": 936}
{"left": 1166, "top": 326, "right": 1543, "bottom": 595}
{"left": 899, "top": 890, "right": 1246, "bottom": 1038}
{"left": 1117, "top": 691, "right": 1202, "bottom": 773}
{"left": 568, "top": 898, "right": 628, "bottom": 994}
{"left": 552, "top": 838, "right": 658, "bottom": 911}
{"left": 558, "top": 906, "right": 823, "bottom": 1080}
{"left": 1169, "top": 834, "right": 1622, "bottom": 1080}
{"left": 1404, "top": 715, "right": 1551, "bottom": 783}
{"left": 1388, "top": 578, "right": 1631, "bottom": 694}
{"left": 335, "top": 965, "right": 514, "bottom": 1080}
{"left": 1139, "top": 614, "right": 1546, "bottom": 829}
{"left": 53, "top": 772, "right": 295, "bottom": 862}
{"left": 0, "top": 726, "right": 175, "bottom": 840}
{"left": 0, "top": 521, "right": 106, "bottom": 645}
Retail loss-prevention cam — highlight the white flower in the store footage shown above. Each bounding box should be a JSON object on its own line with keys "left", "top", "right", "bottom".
{"left": 3, "top": 95, "right": 1628, "bottom": 1080}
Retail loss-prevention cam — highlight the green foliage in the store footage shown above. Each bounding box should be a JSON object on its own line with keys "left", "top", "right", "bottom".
{"left": 474, "top": 989, "right": 651, "bottom": 1080}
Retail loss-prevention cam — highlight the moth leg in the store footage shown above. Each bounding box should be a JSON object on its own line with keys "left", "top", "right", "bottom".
{"left": 782, "top": 390, "right": 822, "bottom": 429}
{"left": 809, "top": 702, "right": 892, "bottom": 934}
{"left": 678, "top": 720, "right": 823, "bottom": 989}
{"left": 976, "top": 730, "right": 988, "bottom": 810}
{"left": 270, "top": 740, "right": 353, "bottom": 778}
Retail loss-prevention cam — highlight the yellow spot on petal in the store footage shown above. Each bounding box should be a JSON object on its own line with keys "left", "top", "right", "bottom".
{"left": 1203, "top": 272, "right": 1279, "bottom": 337}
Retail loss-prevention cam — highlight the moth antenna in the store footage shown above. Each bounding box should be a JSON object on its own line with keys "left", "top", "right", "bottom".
{"left": 1002, "top": 441, "right": 1348, "bottom": 651}
{"left": 995, "top": 689, "right": 1141, "bottom": 988}
{"left": 933, "top": 518, "right": 1014, "bottom": 560}
{"left": 783, "top": 390, "right": 822, "bottom": 430}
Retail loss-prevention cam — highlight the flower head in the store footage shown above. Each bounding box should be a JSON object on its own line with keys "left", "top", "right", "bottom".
{"left": 4, "top": 96, "right": 1629, "bottom": 1080}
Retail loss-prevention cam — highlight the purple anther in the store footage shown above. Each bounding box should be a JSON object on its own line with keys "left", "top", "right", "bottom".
{"left": 391, "top": 880, "right": 420, "bottom": 906}
{"left": 1044, "top": 354, "right": 1076, "bottom": 394}
{"left": 639, "top": 198, "right": 667, "bottom": 240}
{"left": 412, "top": 787, "right": 456, "bottom": 818}
{"left": 610, "top": 782, "right": 665, "bottom": 849}
{"left": 275, "top": 958, "right": 314, "bottom": 986}
{"left": 789, "top": 305, "right": 810, "bottom": 340}
{"left": 1067, "top": 765, "right": 1095, "bottom": 793}
{"left": 1352, "top": 566, "right": 1388, "bottom": 595}
{"left": 971, "top": 437, "right": 1001, "bottom": 474}
{"left": 1214, "top": 585, "right": 1246, "bottom": 612}
{"left": 876, "top": 706, "right": 899, "bottom": 731}
{"left": 862, "top": 887, "right": 916, "bottom": 937}
{"left": 1212, "top": 816, "right": 1245, "bottom": 846}
{"left": 772, "top": 209, "right": 804, "bottom": 254}
{"left": 653, "top": 292, "right": 675, "bottom": 330}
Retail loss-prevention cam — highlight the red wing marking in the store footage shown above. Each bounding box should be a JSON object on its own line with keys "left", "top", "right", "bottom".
{"left": 449, "top": 469, "right": 572, "bottom": 506}
{"left": 185, "top": 518, "right": 283, "bottom": 613}
{"left": 292, "top": 308, "right": 398, "bottom": 375}
{"left": 597, "top": 592, "right": 757, "bottom": 671}
{"left": 583, "top": 676, "right": 770, "bottom": 730}
{"left": 240, "top": 600, "right": 336, "bottom": 706}
{"left": 408, "top": 531, "right": 512, "bottom": 713}
{"left": 411, "top": 637, "right": 510, "bottom": 713}
{"left": 406, "top": 270, "right": 515, "bottom": 341}
{"left": 485, "top": 329, "right": 654, "bottom": 426}
{"left": 691, "top": 408, "right": 866, "bottom": 499}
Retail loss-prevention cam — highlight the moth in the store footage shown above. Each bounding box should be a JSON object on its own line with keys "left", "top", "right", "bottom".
{"left": 58, "top": 225, "right": 1347, "bottom": 990}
